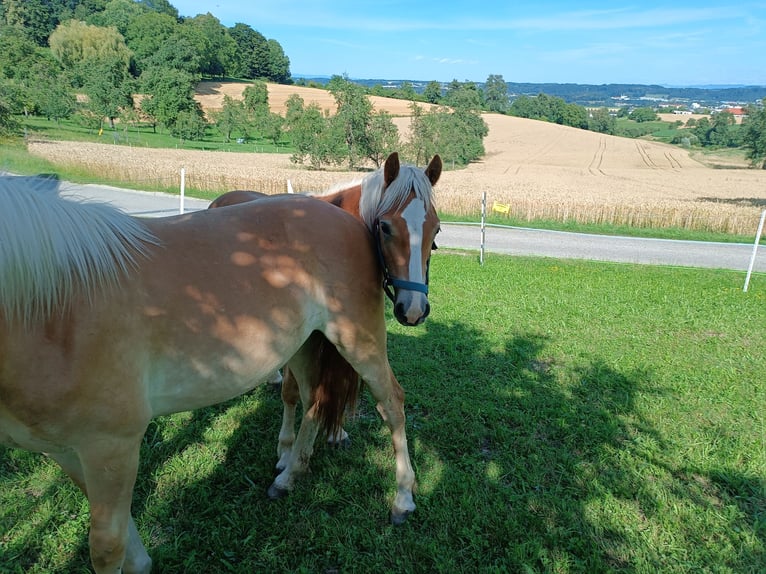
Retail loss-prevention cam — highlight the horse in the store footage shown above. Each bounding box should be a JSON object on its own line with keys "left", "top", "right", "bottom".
{"left": 0, "top": 175, "right": 417, "bottom": 573}
{"left": 209, "top": 153, "right": 442, "bottom": 465}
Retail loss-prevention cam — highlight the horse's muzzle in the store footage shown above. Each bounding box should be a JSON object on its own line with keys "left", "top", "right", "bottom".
{"left": 394, "top": 294, "right": 430, "bottom": 326}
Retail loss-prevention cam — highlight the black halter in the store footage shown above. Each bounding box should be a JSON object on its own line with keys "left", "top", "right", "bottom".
{"left": 373, "top": 220, "right": 431, "bottom": 303}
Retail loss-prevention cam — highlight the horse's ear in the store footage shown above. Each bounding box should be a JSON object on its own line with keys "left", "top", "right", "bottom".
{"left": 383, "top": 152, "right": 400, "bottom": 188}
{"left": 425, "top": 154, "right": 442, "bottom": 187}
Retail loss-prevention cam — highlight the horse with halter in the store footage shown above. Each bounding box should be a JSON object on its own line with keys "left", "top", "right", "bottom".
{"left": 209, "top": 153, "right": 442, "bottom": 462}
{"left": 0, "top": 174, "right": 421, "bottom": 573}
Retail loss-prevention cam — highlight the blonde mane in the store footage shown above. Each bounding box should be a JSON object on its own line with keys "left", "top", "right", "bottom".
{"left": 356, "top": 163, "right": 435, "bottom": 229}
{"left": 0, "top": 176, "right": 158, "bottom": 325}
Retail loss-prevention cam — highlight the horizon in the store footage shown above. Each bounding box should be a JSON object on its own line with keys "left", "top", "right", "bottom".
{"left": 169, "top": 1, "right": 766, "bottom": 87}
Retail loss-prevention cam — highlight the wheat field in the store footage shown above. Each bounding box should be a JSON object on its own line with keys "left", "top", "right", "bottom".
{"left": 26, "top": 83, "right": 766, "bottom": 235}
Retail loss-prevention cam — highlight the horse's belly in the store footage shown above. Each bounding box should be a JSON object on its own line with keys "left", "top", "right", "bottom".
{"left": 144, "top": 337, "right": 301, "bottom": 417}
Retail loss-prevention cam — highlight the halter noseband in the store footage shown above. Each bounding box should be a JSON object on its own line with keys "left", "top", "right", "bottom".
{"left": 373, "top": 220, "right": 430, "bottom": 303}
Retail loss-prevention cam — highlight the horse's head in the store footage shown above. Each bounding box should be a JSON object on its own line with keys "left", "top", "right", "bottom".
{"left": 365, "top": 152, "right": 442, "bottom": 326}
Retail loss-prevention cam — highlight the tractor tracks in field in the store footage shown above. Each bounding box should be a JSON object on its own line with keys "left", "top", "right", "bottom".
{"left": 588, "top": 137, "right": 607, "bottom": 175}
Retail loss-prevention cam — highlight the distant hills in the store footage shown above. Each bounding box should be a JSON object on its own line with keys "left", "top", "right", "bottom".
{"left": 295, "top": 76, "right": 766, "bottom": 108}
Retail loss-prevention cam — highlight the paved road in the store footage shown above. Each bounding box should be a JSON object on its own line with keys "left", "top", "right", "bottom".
{"left": 57, "top": 180, "right": 766, "bottom": 273}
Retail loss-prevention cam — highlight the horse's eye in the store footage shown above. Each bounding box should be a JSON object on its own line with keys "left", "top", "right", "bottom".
{"left": 379, "top": 221, "right": 393, "bottom": 236}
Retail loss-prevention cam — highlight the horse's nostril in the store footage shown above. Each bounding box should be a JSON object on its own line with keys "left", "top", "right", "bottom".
{"left": 423, "top": 303, "right": 431, "bottom": 319}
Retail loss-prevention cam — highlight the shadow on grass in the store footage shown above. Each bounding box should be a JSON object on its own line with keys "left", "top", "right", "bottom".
{"left": 2, "top": 317, "right": 763, "bottom": 572}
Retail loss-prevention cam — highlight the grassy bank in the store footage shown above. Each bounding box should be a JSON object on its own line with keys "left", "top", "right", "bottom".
{"left": 2, "top": 254, "right": 764, "bottom": 572}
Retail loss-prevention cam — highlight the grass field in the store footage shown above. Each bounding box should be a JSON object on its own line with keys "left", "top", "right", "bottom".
{"left": 1, "top": 253, "right": 764, "bottom": 573}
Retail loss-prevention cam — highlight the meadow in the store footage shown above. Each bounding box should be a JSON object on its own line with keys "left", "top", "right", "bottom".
{"left": 1, "top": 253, "right": 764, "bottom": 573}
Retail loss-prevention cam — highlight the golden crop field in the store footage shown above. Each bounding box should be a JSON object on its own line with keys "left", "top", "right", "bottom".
{"left": 26, "top": 83, "right": 766, "bottom": 235}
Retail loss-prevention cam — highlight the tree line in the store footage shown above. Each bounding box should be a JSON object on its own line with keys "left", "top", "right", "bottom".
{"left": 0, "top": 0, "right": 289, "bottom": 139}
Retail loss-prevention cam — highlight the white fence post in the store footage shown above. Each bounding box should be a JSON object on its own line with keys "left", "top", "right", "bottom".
{"left": 179, "top": 168, "right": 186, "bottom": 214}
{"left": 743, "top": 209, "right": 766, "bottom": 292}
{"left": 480, "top": 191, "right": 486, "bottom": 265}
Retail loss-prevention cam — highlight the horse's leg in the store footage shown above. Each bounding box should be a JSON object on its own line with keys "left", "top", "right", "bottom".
{"left": 49, "top": 450, "right": 152, "bottom": 574}
{"left": 276, "top": 363, "right": 299, "bottom": 471}
{"left": 269, "top": 345, "right": 322, "bottom": 498}
{"left": 349, "top": 360, "right": 416, "bottom": 524}
{"left": 275, "top": 334, "right": 350, "bottom": 473}
{"left": 65, "top": 436, "right": 145, "bottom": 573}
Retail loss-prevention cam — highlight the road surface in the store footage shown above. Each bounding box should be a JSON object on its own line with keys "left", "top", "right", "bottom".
{"left": 54, "top": 180, "right": 766, "bottom": 273}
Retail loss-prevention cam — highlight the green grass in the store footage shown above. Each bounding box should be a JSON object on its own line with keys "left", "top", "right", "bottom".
{"left": 17, "top": 115, "right": 291, "bottom": 153}
{"left": 2, "top": 254, "right": 764, "bottom": 573}
{"left": 441, "top": 213, "right": 765, "bottom": 244}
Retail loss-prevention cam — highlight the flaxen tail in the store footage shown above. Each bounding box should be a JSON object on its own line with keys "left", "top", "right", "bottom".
{"left": 313, "top": 335, "right": 360, "bottom": 438}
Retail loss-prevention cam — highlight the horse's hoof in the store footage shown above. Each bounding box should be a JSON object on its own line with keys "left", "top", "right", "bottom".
{"left": 329, "top": 437, "right": 351, "bottom": 449}
{"left": 267, "top": 483, "right": 289, "bottom": 500}
{"left": 390, "top": 508, "right": 412, "bottom": 526}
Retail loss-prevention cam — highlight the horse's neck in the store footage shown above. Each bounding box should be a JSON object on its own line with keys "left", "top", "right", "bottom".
{"left": 320, "top": 185, "right": 362, "bottom": 222}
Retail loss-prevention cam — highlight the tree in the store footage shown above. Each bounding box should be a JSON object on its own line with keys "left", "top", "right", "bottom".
{"left": 35, "top": 73, "right": 76, "bottom": 122}
{"left": 484, "top": 74, "right": 508, "bottom": 113}
{"left": 139, "top": 66, "right": 198, "bottom": 131}
{"left": 423, "top": 81, "right": 441, "bottom": 104}
{"left": 124, "top": 10, "right": 180, "bottom": 74}
{"left": 83, "top": 57, "right": 134, "bottom": 128}
{"left": 49, "top": 20, "right": 132, "bottom": 71}
{"left": 182, "top": 13, "right": 236, "bottom": 77}
{"left": 588, "top": 107, "right": 615, "bottom": 134}
{"left": 366, "top": 111, "right": 400, "bottom": 167}
{"left": 212, "top": 94, "right": 246, "bottom": 142}
{"left": 628, "top": 107, "right": 658, "bottom": 123}
{"left": 742, "top": 101, "right": 766, "bottom": 168}
{"left": 266, "top": 39, "right": 290, "bottom": 83}
{"left": 242, "top": 81, "right": 268, "bottom": 112}
{"left": 228, "top": 23, "right": 269, "bottom": 79}
{"left": 171, "top": 108, "right": 206, "bottom": 143}
{"left": 328, "top": 75, "right": 374, "bottom": 168}
{"left": 1, "top": 0, "right": 57, "bottom": 46}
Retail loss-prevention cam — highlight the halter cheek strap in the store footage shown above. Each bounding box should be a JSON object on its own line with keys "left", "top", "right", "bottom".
{"left": 373, "top": 220, "right": 430, "bottom": 303}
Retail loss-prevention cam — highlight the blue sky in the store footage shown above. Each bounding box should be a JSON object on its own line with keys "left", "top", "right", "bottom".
{"left": 170, "top": 1, "right": 766, "bottom": 86}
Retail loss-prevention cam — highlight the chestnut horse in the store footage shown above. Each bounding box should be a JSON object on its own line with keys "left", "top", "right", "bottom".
{"left": 210, "top": 153, "right": 442, "bottom": 464}
{"left": 0, "top": 175, "right": 417, "bottom": 573}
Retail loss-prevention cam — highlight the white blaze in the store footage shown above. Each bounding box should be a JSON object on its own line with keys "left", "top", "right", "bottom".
{"left": 401, "top": 199, "right": 427, "bottom": 284}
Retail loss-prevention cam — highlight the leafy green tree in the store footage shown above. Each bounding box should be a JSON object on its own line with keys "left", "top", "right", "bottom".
{"left": 444, "top": 80, "right": 482, "bottom": 111}
{"left": 182, "top": 13, "right": 236, "bottom": 77}
{"left": 171, "top": 108, "right": 206, "bottom": 143}
{"left": 242, "top": 81, "right": 268, "bottom": 112}
{"left": 366, "top": 110, "right": 400, "bottom": 167}
{"left": 0, "top": 28, "right": 42, "bottom": 80}
{"left": 264, "top": 39, "right": 289, "bottom": 83}
{"left": 423, "top": 81, "right": 442, "bottom": 104}
{"left": 88, "top": 0, "right": 146, "bottom": 36}
{"left": 212, "top": 94, "right": 246, "bottom": 142}
{"left": 742, "top": 102, "right": 766, "bottom": 168}
{"left": 484, "top": 74, "right": 508, "bottom": 113}
{"left": 83, "top": 57, "right": 134, "bottom": 128}
{"left": 1, "top": 0, "right": 57, "bottom": 46}
{"left": 588, "top": 107, "right": 615, "bottom": 134}
{"left": 35, "top": 73, "right": 76, "bottom": 122}
{"left": 49, "top": 20, "right": 131, "bottom": 70}
{"left": 259, "top": 111, "right": 285, "bottom": 146}
{"left": 228, "top": 23, "right": 269, "bottom": 79}
{"left": 286, "top": 99, "right": 344, "bottom": 168}
{"left": 124, "top": 10, "right": 179, "bottom": 73}
{"left": 139, "top": 66, "right": 198, "bottom": 131}
{"left": 328, "top": 75, "right": 374, "bottom": 168}
{"left": 628, "top": 107, "right": 658, "bottom": 123}
{"left": 0, "top": 80, "right": 21, "bottom": 133}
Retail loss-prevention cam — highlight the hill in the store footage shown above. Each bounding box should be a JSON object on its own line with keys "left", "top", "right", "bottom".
{"left": 194, "top": 81, "right": 438, "bottom": 117}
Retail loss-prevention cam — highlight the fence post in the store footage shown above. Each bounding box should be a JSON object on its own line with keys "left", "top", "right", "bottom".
{"left": 743, "top": 209, "right": 766, "bottom": 292}
{"left": 180, "top": 167, "right": 186, "bottom": 214}
{"left": 480, "top": 191, "right": 486, "bottom": 265}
